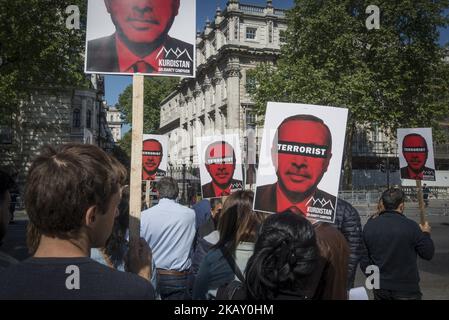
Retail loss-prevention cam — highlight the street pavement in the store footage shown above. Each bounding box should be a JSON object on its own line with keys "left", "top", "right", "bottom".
{"left": 2, "top": 200, "right": 448, "bottom": 299}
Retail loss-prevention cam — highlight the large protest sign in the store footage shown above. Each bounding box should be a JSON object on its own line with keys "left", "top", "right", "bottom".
{"left": 142, "top": 134, "right": 168, "bottom": 181}
{"left": 254, "top": 102, "right": 348, "bottom": 223}
{"left": 197, "top": 134, "right": 244, "bottom": 199}
{"left": 85, "top": 0, "right": 196, "bottom": 77}
{"left": 397, "top": 128, "right": 436, "bottom": 181}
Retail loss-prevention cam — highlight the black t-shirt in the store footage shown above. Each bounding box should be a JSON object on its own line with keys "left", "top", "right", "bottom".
{"left": 0, "top": 257, "right": 155, "bottom": 300}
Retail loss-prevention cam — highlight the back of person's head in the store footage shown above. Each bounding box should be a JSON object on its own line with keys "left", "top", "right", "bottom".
{"left": 0, "top": 170, "right": 15, "bottom": 240}
{"left": 214, "top": 190, "right": 263, "bottom": 253}
{"left": 381, "top": 187, "right": 405, "bottom": 211}
{"left": 157, "top": 177, "right": 179, "bottom": 200}
{"left": 245, "top": 212, "right": 318, "bottom": 300}
{"left": 25, "top": 143, "right": 126, "bottom": 243}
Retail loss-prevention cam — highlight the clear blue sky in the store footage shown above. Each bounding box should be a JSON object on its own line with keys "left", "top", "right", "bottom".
{"left": 105, "top": 1, "right": 449, "bottom": 109}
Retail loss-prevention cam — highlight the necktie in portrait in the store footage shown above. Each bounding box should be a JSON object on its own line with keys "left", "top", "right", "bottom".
{"left": 133, "top": 61, "right": 153, "bottom": 73}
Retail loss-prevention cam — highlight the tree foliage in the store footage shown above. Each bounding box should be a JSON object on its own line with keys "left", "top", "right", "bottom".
{"left": 0, "top": 0, "right": 89, "bottom": 123}
{"left": 117, "top": 77, "right": 179, "bottom": 133}
{"left": 252, "top": 0, "right": 449, "bottom": 187}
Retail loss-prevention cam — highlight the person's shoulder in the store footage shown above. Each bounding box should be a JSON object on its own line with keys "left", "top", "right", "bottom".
{"left": 172, "top": 201, "right": 196, "bottom": 219}
{"left": 88, "top": 35, "right": 115, "bottom": 51}
{"left": 256, "top": 183, "right": 277, "bottom": 194}
{"left": 315, "top": 189, "right": 336, "bottom": 201}
{"left": 165, "top": 37, "right": 194, "bottom": 51}
{"left": 400, "top": 166, "right": 409, "bottom": 176}
{"left": 0, "top": 251, "right": 18, "bottom": 270}
{"left": 201, "top": 182, "right": 215, "bottom": 198}
{"left": 79, "top": 259, "right": 155, "bottom": 299}
{"left": 315, "top": 222, "right": 346, "bottom": 243}
{"left": 102, "top": 266, "right": 155, "bottom": 299}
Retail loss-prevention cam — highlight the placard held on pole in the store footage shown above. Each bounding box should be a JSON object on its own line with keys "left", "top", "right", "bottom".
{"left": 129, "top": 74, "right": 144, "bottom": 244}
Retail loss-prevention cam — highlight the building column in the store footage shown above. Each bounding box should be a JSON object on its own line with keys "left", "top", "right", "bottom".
{"left": 224, "top": 63, "right": 241, "bottom": 132}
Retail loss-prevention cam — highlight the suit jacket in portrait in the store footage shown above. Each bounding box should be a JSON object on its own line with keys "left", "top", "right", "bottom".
{"left": 201, "top": 179, "right": 243, "bottom": 199}
{"left": 143, "top": 168, "right": 166, "bottom": 181}
{"left": 254, "top": 183, "right": 337, "bottom": 221}
{"left": 86, "top": 34, "right": 194, "bottom": 76}
{"left": 400, "top": 166, "right": 435, "bottom": 181}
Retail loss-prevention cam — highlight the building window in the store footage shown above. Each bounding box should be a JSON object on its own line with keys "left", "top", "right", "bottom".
{"left": 245, "top": 71, "right": 257, "bottom": 94}
{"left": 280, "top": 30, "right": 287, "bottom": 43}
{"left": 246, "top": 27, "right": 257, "bottom": 40}
{"left": 224, "top": 28, "right": 229, "bottom": 41}
{"left": 201, "top": 46, "right": 206, "bottom": 61}
{"left": 73, "top": 109, "right": 81, "bottom": 128}
{"left": 86, "top": 110, "right": 92, "bottom": 129}
{"left": 246, "top": 111, "right": 256, "bottom": 128}
{"left": 268, "top": 21, "right": 273, "bottom": 43}
{"left": 234, "top": 18, "right": 239, "bottom": 40}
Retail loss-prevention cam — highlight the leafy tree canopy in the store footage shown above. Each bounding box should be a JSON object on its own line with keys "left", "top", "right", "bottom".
{"left": 0, "top": 0, "right": 90, "bottom": 123}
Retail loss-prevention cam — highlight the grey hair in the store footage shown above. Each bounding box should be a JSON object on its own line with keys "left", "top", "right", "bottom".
{"left": 157, "top": 177, "right": 179, "bottom": 200}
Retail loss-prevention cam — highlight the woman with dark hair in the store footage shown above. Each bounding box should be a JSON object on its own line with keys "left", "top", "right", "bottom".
{"left": 220, "top": 211, "right": 349, "bottom": 300}
{"left": 245, "top": 212, "right": 324, "bottom": 300}
{"left": 192, "top": 190, "right": 264, "bottom": 299}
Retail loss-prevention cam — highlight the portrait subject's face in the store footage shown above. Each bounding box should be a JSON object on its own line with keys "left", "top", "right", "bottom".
{"left": 274, "top": 120, "right": 332, "bottom": 196}
{"left": 205, "top": 143, "right": 236, "bottom": 188}
{"left": 105, "top": 0, "right": 180, "bottom": 44}
{"left": 403, "top": 135, "right": 428, "bottom": 173}
{"left": 142, "top": 139, "right": 163, "bottom": 176}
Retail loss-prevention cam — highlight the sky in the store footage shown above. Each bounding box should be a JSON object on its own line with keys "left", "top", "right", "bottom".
{"left": 103, "top": 0, "right": 449, "bottom": 119}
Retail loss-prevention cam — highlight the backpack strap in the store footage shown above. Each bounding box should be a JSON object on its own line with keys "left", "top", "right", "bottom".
{"left": 220, "top": 246, "right": 245, "bottom": 282}
{"left": 216, "top": 280, "right": 246, "bottom": 300}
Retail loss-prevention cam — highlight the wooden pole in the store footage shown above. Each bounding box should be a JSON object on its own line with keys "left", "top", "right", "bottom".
{"left": 145, "top": 180, "right": 151, "bottom": 209}
{"left": 129, "top": 74, "right": 144, "bottom": 243}
{"left": 416, "top": 180, "right": 426, "bottom": 225}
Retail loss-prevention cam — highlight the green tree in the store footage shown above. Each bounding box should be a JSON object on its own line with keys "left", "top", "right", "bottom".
{"left": 0, "top": 0, "right": 89, "bottom": 123}
{"left": 253, "top": 0, "right": 449, "bottom": 188}
{"left": 116, "top": 77, "right": 178, "bottom": 158}
{"left": 117, "top": 131, "right": 132, "bottom": 159}
{"left": 117, "top": 77, "right": 178, "bottom": 134}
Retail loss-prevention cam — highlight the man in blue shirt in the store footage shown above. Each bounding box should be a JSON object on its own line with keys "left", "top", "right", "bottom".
{"left": 361, "top": 187, "right": 434, "bottom": 300}
{"left": 141, "top": 177, "right": 196, "bottom": 300}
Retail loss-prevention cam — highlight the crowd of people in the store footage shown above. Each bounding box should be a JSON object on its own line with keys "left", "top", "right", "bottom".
{"left": 0, "top": 143, "right": 434, "bottom": 300}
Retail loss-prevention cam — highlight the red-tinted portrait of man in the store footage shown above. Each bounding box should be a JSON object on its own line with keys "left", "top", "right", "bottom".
{"left": 201, "top": 141, "right": 243, "bottom": 198}
{"left": 400, "top": 133, "right": 435, "bottom": 180}
{"left": 86, "top": 0, "right": 194, "bottom": 76}
{"left": 254, "top": 115, "right": 336, "bottom": 218}
{"left": 142, "top": 139, "right": 166, "bottom": 180}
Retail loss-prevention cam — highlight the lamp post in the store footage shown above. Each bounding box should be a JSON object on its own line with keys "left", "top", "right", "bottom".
{"left": 182, "top": 163, "right": 186, "bottom": 205}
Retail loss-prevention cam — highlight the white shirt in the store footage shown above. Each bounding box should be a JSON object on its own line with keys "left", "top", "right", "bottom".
{"left": 141, "top": 198, "right": 196, "bottom": 271}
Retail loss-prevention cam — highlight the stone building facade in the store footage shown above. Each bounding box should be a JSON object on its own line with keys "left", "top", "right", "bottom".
{"left": 106, "top": 106, "right": 123, "bottom": 142}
